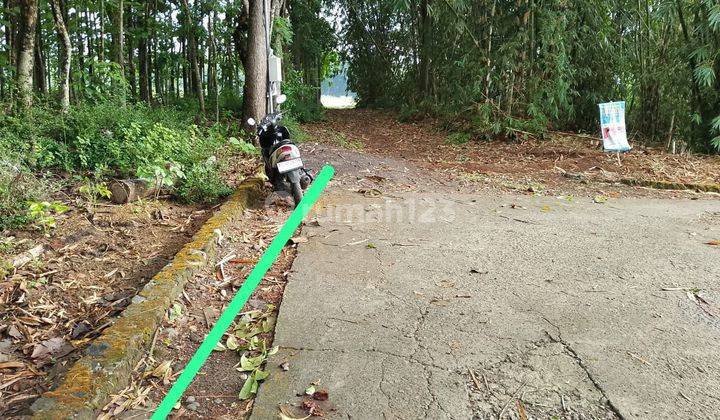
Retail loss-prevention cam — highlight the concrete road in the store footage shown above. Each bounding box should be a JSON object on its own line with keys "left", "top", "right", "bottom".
{"left": 252, "top": 175, "right": 720, "bottom": 419}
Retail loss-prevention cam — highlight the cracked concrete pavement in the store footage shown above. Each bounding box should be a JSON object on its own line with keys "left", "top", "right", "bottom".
{"left": 251, "top": 147, "right": 720, "bottom": 419}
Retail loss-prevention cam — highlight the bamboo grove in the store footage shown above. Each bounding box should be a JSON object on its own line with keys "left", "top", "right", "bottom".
{"left": 1, "top": 0, "right": 719, "bottom": 153}
{"left": 337, "top": 0, "right": 720, "bottom": 152}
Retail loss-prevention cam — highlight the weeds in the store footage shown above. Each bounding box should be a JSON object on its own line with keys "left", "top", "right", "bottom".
{"left": 446, "top": 132, "right": 472, "bottom": 145}
{"left": 329, "top": 130, "right": 363, "bottom": 149}
{"left": 0, "top": 161, "right": 47, "bottom": 230}
{"left": 27, "top": 201, "right": 69, "bottom": 233}
{"left": 221, "top": 305, "right": 279, "bottom": 400}
{"left": 175, "top": 159, "right": 233, "bottom": 204}
{"left": 0, "top": 100, "right": 259, "bottom": 230}
{"left": 79, "top": 180, "right": 112, "bottom": 209}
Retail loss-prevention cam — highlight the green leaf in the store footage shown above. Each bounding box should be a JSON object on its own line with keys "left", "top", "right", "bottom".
{"left": 226, "top": 335, "right": 239, "bottom": 351}
{"left": 238, "top": 375, "right": 257, "bottom": 400}
{"left": 239, "top": 354, "right": 264, "bottom": 372}
{"left": 694, "top": 64, "right": 716, "bottom": 87}
{"left": 253, "top": 369, "right": 270, "bottom": 381}
{"left": 711, "top": 115, "right": 720, "bottom": 133}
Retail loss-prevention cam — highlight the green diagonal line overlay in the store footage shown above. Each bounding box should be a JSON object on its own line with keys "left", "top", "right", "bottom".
{"left": 152, "top": 165, "right": 335, "bottom": 419}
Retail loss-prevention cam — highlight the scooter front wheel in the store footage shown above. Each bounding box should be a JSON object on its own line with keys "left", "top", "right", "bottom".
{"left": 290, "top": 180, "right": 303, "bottom": 207}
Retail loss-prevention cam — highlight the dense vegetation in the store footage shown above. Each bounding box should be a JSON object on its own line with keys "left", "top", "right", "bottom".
{"left": 336, "top": 0, "right": 720, "bottom": 152}
{"left": 2, "top": 0, "right": 719, "bottom": 229}
{"left": 0, "top": 0, "right": 335, "bottom": 230}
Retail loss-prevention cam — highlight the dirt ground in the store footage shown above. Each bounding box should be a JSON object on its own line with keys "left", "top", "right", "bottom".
{"left": 97, "top": 194, "right": 297, "bottom": 419}
{"left": 305, "top": 109, "right": 720, "bottom": 199}
{"left": 0, "top": 157, "right": 257, "bottom": 417}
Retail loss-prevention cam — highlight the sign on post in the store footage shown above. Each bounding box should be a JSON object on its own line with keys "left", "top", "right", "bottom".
{"left": 599, "top": 101, "right": 631, "bottom": 152}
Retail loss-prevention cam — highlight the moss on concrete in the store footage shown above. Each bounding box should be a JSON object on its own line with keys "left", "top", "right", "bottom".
{"left": 620, "top": 178, "right": 720, "bottom": 193}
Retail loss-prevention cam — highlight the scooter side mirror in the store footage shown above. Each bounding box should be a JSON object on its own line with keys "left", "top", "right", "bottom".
{"left": 276, "top": 94, "right": 287, "bottom": 105}
{"left": 247, "top": 118, "right": 256, "bottom": 127}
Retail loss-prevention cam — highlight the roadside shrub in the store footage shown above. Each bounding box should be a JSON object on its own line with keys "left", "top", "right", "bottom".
{"left": 284, "top": 69, "right": 324, "bottom": 123}
{"left": 0, "top": 160, "right": 46, "bottom": 230}
{"left": 175, "top": 158, "right": 233, "bottom": 204}
{"left": 0, "top": 101, "right": 253, "bottom": 209}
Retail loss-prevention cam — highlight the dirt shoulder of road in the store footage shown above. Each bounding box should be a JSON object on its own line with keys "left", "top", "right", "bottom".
{"left": 0, "top": 155, "right": 257, "bottom": 417}
{"left": 305, "top": 109, "right": 720, "bottom": 200}
{"left": 98, "top": 195, "right": 298, "bottom": 419}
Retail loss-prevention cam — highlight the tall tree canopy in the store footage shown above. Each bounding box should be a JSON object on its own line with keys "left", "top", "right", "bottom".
{"left": 1, "top": 0, "right": 719, "bottom": 151}
{"left": 0, "top": 0, "right": 336, "bottom": 122}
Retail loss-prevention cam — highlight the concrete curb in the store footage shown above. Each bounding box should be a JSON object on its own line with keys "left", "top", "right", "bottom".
{"left": 30, "top": 177, "right": 266, "bottom": 419}
{"left": 619, "top": 178, "right": 720, "bottom": 193}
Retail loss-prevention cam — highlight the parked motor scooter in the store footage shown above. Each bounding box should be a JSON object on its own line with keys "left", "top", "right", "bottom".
{"left": 247, "top": 0, "right": 312, "bottom": 207}
{"left": 247, "top": 95, "right": 312, "bottom": 207}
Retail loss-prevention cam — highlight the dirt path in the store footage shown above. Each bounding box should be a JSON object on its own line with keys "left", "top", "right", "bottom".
{"left": 305, "top": 109, "right": 720, "bottom": 199}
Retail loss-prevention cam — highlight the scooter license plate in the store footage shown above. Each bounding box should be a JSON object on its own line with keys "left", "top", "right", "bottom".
{"left": 277, "top": 158, "right": 303, "bottom": 174}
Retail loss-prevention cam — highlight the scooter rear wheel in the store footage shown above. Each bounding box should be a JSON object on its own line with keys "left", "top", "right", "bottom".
{"left": 290, "top": 180, "right": 303, "bottom": 207}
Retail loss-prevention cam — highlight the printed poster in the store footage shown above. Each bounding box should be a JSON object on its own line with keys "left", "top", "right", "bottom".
{"left": 599, "top": 101, "right": 631, "bottom": 152}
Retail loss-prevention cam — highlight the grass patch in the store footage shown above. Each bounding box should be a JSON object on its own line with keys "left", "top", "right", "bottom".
{"left": 446, "top": 132, "right": 472, "bottom": 145}
{"left": 331, "top": 131, "right": 363, "bottom": 149}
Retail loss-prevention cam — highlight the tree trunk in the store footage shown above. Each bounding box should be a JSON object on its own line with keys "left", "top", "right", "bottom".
{"left": 5, "top": 0, "right": 17, "bottom": 70}
{"left": 110, "top": 179, "right": 161, "bottom": 204}
{"left": 33, "top": 4, "right": 46, "bottom": 94}
{"left": 110, "top": 0, "right": 125, "bottom": 75}
{"left": 209, "top": 9, "right": 219, "bottom": 121}
{"left": 99, "top": 0, "right": 105, "bottom": 61}
{"left": 242, "top": 0, "right": 267, "bottom": 132}
{"left": 127, "top": 35, "right": 136, "bottom": 97}
{"left": 138, "top": 1, "right": 151, "bottom": 102}
{"left": 75, "top": 22, "right": 85, "bottom": 100}
{"left": 16, "top": 0, "right": 38, "bottom": 109}
{"left": 180, "top": 0, "right": 205, "bottom": 113}
{"left": 484, "top": 0, "right": 497, "bottom": 105}
{"left": 153, "top": 36, "right": 162, "bottom": 102}
{"left": 49, "top": 0, "right": 71, "bottom": 112}
{"left": 417, "top": 0, "right": 432, "bottom": 97}
{"left": 84, "top": 8, "right": 94, "bottom": 78}
{"left": 126, "top": 4, "right": 136, "bottom": 98}
{"left": 181, "top": 38, "right": 189, "bottom": 96}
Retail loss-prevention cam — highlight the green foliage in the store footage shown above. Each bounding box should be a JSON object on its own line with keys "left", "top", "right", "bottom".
{"left": 27, "top": 201, "right": 69, "bottom": 233}
{"left": 446, "top": 133, "right": 471, "bottom": 145}
{"left": 228, "top": 137, "right": 259, "bottom": 155}
{"left": 0, "top": 160, "right": 46, "bottom": 231}
{"left": 337, "top": 0, "right": 720, "bottom": 152}
{"left": 79, "top": 179, "right": 112, "bottom": 208}
{"left": 281, "top": 114, "right": 311, "bottom": 143}
{"left": 283, "top": 68, "right": 325, "bottom": 122}
{"left": 175, "top": 158, "right": 233, "bottom": 204}
{"left": 224, "top": 305, "right": 279, "bottom": 400}
{"left": 0, "top": 101, "right": 255, "bottom": 215}
{"left": 286, "top": 0, "right": 339, "bottom": 121}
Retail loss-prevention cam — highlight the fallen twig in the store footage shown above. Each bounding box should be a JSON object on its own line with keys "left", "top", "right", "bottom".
{"left": 498, "top": 379, "right": 528, "bottom": 420}
{"left": 468, "top": 368, "right": 483, "bottom": 391}
{"left": 12, "top": 245, "right": 46, "bottom": 269}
